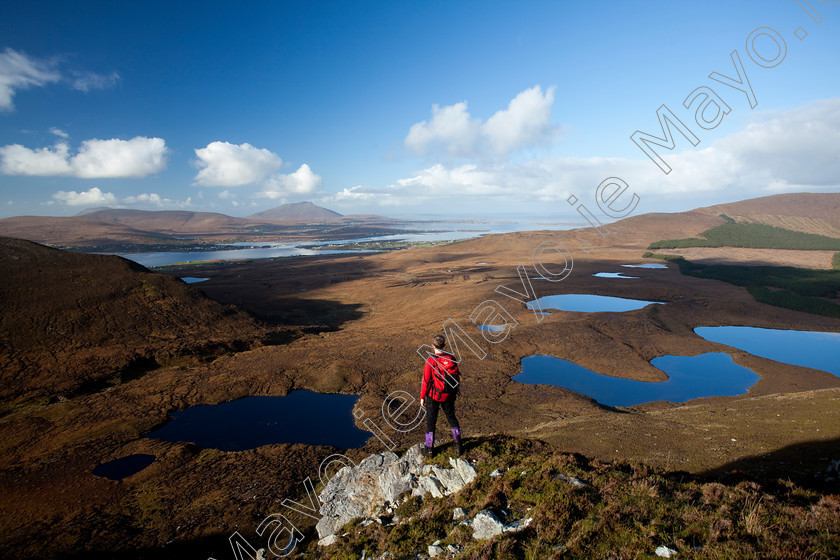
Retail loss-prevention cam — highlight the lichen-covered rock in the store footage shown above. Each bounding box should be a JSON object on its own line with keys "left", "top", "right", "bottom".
{"left": 316, "top": 444, "right": 478, "bottom": 540}
{"left": 316, "top": 451, "right": 400, "bottom": 538}
{"left": 472, "top": 510, "right": 505, "bottom": 539}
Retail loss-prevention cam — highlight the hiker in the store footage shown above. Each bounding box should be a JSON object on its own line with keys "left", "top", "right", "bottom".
{"left": 420, "top": 333, "right": 462, "bottom": 457}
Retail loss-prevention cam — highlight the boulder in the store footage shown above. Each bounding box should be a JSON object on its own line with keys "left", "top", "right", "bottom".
{"left": 316, "top": 452, "right": 399, "bottom": 538}
{"left": 472, "top": 510, "right": 505, "bottom": 539}
{"left": 317, "top": 534, "right": 339, "bottom": 547}
{"left": 472, "top": 510, "right": 533, "bottom": 540}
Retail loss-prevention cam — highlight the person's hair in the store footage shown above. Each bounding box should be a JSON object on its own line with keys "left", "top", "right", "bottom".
{"left": 432, "top": 334, "right": 446, "bottom": 349}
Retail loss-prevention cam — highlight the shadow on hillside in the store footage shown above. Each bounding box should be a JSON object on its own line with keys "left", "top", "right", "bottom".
{"left": 697, "top": 437, "right": 840, "bottom": 492}
{"left": 248, "top": 297, "right": 365, "bottom": 330}
{"left": 53, "top": 533, "right": 240, "bottom": 560}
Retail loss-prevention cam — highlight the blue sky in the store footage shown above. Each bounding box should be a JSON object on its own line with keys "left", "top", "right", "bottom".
{"left": 1, "top": 0, "right": 838, "bottom": 219}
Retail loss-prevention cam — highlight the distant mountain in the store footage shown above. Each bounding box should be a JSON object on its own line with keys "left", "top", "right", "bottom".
{"left": 79, "top": 208, "right": 253, "bottom": 233}
{"left": 74, "top": 206, "right": 113, "bottom": 216}
{"left": 247, "top": 201, "right": 342, "bottom": 223}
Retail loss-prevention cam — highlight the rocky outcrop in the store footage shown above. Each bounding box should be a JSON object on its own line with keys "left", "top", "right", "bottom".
{"left": 316, "top": 444, "right": 477, "bottom": 540}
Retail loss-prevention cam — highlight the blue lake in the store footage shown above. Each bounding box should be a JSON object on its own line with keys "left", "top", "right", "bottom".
{"left": 146, "top": 390, "right": 372, "bottom": 450}
{"left": 695, "top": 326, "right": 840, "bottom": 377}
{"left": 513, "top": 353, "right": 760, "bottom": 407}
{"left": 100, "top": 219, "right": 580, "bottom": 267}
{"left": 92, "top": 454, "right": 156, "bottom": 480}
{"left": 180, "top": 277, "right": 210, "bottom": 284}
{"left": 528, "top": 294, "right": 663, "bottom": 313}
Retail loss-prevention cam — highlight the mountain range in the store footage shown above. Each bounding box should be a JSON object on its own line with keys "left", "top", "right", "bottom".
{"left": 0, "top": 201, "right": 395, "bottom": 246}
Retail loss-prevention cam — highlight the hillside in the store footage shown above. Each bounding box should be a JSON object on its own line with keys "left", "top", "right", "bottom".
{"left": 79, "top": 208, "right": 254, "bottom": 233}
{"left": 0, "top": 238, "right": 266, "bottom": 403}
{"left": 698, "top": 192, "right": 840, "bottom": 237}
{"left": 0, "top": 215, "right": 170, "bottom": 246}
{"left": 297, "top": 436, "right": 839, "bottom": 559}
{"left": 247, "top": 201, "right": 343, "bottom": 223}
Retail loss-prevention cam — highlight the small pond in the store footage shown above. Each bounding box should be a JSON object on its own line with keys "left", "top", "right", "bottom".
{"left": 180, "top": 277, "right": 210, "bottom": 284}
{"left": 92, "top": 454, "right": 156, "bottom": 480}
{"left": 622, "top": 263, "right": 668, "bottom": 269}
{"left": 593, "top": 272, "right": 638, "bottom": 279}
{"left": 146, "top": 390, "right": 372, "bottom": 451}
{"left": 513, "top": 352, "right": 759, "bottom": 407}
{"left": 527, "top": 294, "right": 663, "bottom": 313}
{"left": 695, "top": 326, "right": 840, "bottom": 377}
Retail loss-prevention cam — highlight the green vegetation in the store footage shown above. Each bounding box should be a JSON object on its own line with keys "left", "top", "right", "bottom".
{"left": 297, "top": 436, "right": 839, "bottom": 559}
{"left": 647, "top": 255, "right": 840, "bottom": 318}
{"left": 833, "top": 252, "right": 840, "bottom": 270}
{"left": 648, "top": 222, "right": 840, "bottom": 251}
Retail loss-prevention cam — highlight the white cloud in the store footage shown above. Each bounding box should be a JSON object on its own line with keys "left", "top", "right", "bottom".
{"left": 0, "top": 142, "right": 73, "bottom": 175}
{"left": 404, "top": 102, "right": 481, "bottom": 157}
{"left": 404, "top": 85, "right": 557, "bottom": 158}
{"left": 70, "top": 70, "right": 120, "bottom": 92}
{"left": 0, "top": 137, "right": 168, "bottom": 178}
{"left": 73, "top": 137, "right": 167, "bottom": 178}
{"left": 0, "top": 48, "right": 61, "bottom": 111}
{"left": 122, "top": 193, "right": 192, "bottom": 207}
{"left": 49, "top": 127, "right": 69, "bottom": 138}
{"left": 219, "top": 189, "right": 235, "bottom": 199}
{"left": 51, "top": 187, "right": 117, "bottom": 206}
{"left": 0, "top": 48, "right": 119, "bottom": 111}
{"left": 339, "top": 99, "right": 840, "bottom": 213}
{"left": 49, "top": 188, "right": 191, "bottom": 208}
{"left": 193, "top": 141, "right": 284, "bottom": 187}
{"left": 258, "top": 163, "right": 323, "bottom": 199}
{"left": 483, "top": 86, "right": 556, "bottom": 155}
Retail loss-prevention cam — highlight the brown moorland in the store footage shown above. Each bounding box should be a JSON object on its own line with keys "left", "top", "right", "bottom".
{"left": 0, "top": 193, "right": 838, "bottom": 559}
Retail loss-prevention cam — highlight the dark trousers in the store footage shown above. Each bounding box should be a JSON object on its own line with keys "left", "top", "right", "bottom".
{"left": 425, "top": 397, "right": 459, "bottom": 434}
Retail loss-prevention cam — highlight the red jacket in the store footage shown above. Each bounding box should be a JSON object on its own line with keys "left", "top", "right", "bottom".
{"left": 421, "top": 352, "right": 460, "bottom": 402}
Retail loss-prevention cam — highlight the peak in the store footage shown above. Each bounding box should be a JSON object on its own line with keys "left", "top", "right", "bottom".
{"left": 247, "top": 201, "right": 343, "bottom": 223}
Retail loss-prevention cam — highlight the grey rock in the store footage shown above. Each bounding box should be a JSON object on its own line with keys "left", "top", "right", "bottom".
{"left": 503, "top": 517, "right": 532, "bottom": 533}
{"left": 449, "top": 457, "right": 478, "bottom": 487}
{"left": 317, "top": 534, "right": 339, "bottom": 547}
{"left": 316, "top": 452, "right": 399, "bottom": 538}
{"left": 412, "top": 474, "right": 445, "bottom": 498}
{"left": 655, "top": 545, "right": 678, "bottom": 558}
{"left": 317, "top": 444, "right": 479, "bottom": 539}
{"left": 472, "top": 510, "right": 505, "bottom": 539}
{"left": 452, "top": 507, "right": 467, "bottom": 520}
{"left": 554, "top": 473, "right": 587, "bottom": 487}
{"left": 428, "top": 544, "right": 444, "bottom": 557}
